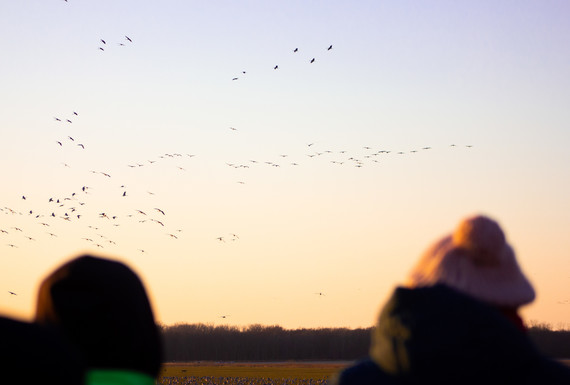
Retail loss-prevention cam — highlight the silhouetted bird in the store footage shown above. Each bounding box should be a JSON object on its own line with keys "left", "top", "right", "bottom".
{"left": 293, "top": 48, "right": 298, "bottom": 52}
{"left": 310, "top": 58, "right": 315, "bottom": 63}
{"left": 125, "top": 36, "right": 132, "bottom": 42}
{"left": 274, "top": 65, "right": 278, "bottom": 70}
{"left": 101, "top": 39, "right": 106, "bottom": 44}
{"left": 327, "top": 45, "right": 333, "bottom": 50}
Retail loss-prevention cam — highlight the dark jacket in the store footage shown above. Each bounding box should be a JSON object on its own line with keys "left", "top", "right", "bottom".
{"left": 333, "top": 285, "right": 570, "bottom": 385}
{"left": 35, "top": 255, "right": 162, "bottom": 380}
{"left": 0, "top": 316, "right": 86, "bottom": 384}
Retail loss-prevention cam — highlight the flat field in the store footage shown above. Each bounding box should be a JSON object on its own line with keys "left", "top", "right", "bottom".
{"left": 157, "top": 360, "right": 570, "bottom": 385}
{"left": 157, "top": 361, "right": 351, "bottom": 384}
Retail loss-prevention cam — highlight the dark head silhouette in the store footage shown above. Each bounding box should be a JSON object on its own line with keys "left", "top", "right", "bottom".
{"left": 36, "top": 254, "right": 161, "bottom": 378}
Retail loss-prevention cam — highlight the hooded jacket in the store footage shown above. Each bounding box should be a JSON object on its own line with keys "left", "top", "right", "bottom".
{"left": 35, "top": 255, "right": 162, "bottom": 383}
{"left": 333, "top": 285, "right": 570, "bottom": 385}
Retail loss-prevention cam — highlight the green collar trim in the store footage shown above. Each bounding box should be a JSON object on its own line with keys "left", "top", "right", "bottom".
{"left": 87, "top": 369, "right": 155, "bottom": 385}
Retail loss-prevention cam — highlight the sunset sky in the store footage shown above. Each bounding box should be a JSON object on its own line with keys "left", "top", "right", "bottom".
{"left": 1, "top": 1, "right": 569, "bottom": 330}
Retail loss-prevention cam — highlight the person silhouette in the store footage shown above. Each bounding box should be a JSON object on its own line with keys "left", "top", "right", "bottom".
{"left": 332, "top": 215, "right": 570, "bottom": 385}
{"left": 36, "top": 254, "right": 162, "bottom": 385}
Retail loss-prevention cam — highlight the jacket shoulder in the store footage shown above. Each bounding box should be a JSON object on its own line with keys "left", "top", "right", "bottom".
{"left": 332, "top": 359, "right": 396, "bottom": 385}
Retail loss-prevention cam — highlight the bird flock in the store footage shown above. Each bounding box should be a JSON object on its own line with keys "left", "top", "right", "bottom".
{"left": 2, "top": 134, "right": 472, "bottom": 258}
{"left": 3, "top": 6, "right": 477, "bottom": 308}
{"left": 231, "top": 44, "right": 334, "bottom": 81}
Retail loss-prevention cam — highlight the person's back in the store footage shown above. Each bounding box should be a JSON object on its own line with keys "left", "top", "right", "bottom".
{"left": 35, "top": 254, "right": 162, "bottom": 385}
{"left": 332, "top": 215, "right": 570, "bottom": 385}
{"left": 0, "top": 316, "right": 86, "bottom": 385}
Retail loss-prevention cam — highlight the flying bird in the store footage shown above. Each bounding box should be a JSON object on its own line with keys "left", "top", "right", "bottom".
{"left": 154, "top": 208, "right": 165, "bottom": 215}
{"left": 125, "top": 36, "right": 132, "bottom": 42}
{"left": 293, "top": 48, "right": 298, "bottom": 52}
{"left": 101, "top": 39, "right": 106, "bottom": 44}
{"left": 8, "top": 291, "right": 17, "bottom": 296}
{"left": 310, "top": 58, "right": 315, "bottom": 63}
{"left": 327, "top": 45, "right": 333, "bottom": 50}
{"left": 77, "top": 144, "right": 85, "bottom": 149}
{"left": 274, "top": 65, "right": 278, "bottom": 70}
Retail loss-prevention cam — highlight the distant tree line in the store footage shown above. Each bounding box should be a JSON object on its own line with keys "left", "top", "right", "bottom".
{"left": 160, "top": 324, "right": 371, "bottom": 362}
{"left": 160, "top": 322, "right": 570, "bottom": 362}
{"left": 528, "top": 322, "right": 570, "bottom": 359}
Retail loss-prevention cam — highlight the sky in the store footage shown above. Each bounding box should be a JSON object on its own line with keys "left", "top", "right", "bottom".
{"left": 1, "top": 1, "right": 569, "bottom": 330}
